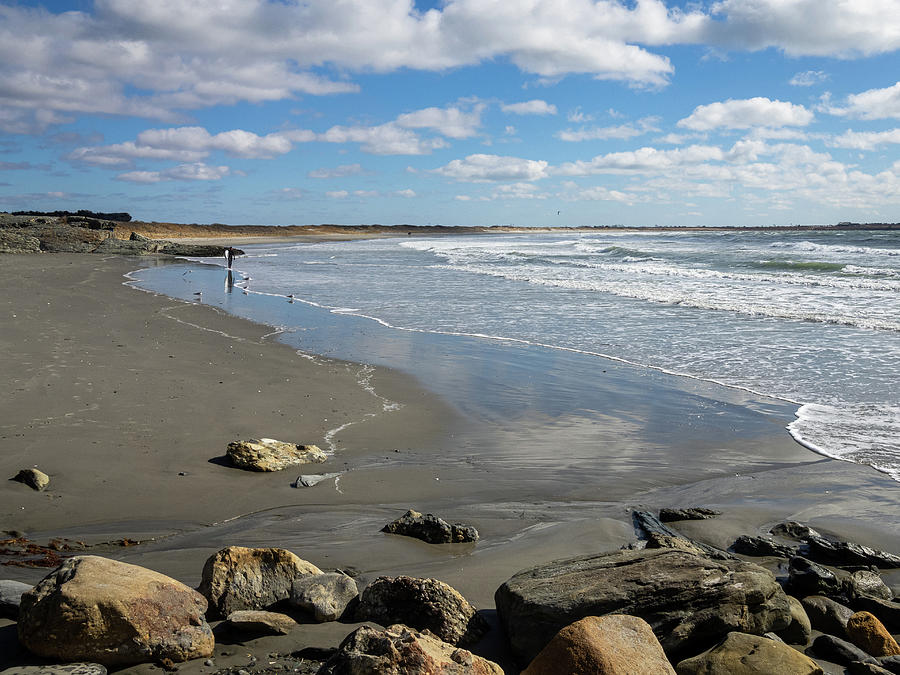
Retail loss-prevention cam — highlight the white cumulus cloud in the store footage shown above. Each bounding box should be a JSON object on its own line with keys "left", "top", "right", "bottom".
{"left": 822, "top": 81, "right": 900, "bottom": 120}
{"left": 432, "top": 154, "right": 550, "bottom": 182}
{"left": 501, "top": 100, "right": 558, "bottom": 116}
{"left": 678, "top": 97, "right": 814, "bottom": 130}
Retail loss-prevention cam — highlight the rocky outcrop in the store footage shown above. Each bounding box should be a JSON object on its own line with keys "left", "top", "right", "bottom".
{"left": 495, "top": 548, "right": 791, "bottom": 665}
{"left": 631, "top": 510, "right": 731, "bottom": 560}
{"left": 226, "top": 438, "right": 326, "bottom": 472}
{"left": 732, "top": 535, "right": 796, "bottom": 558}
{"left": 802, "top": 595, "right": 855, "bottom": 637}
{"left": 17, "top": 555, "right": 214, "bottom": 666}
{"left": 355, "top": 575, "right": 488, "bottom": 647}
{"left": 318, "top": 624, "right": 503, "bottom": 675}
{"left": 846, "top": 612, "right": 900, "bottom": 657}
{"left": 659, "top": 507, "right": 721, "bottom": 522}
{"left": 771, "top": 521, "right": 900, "bottom": 568}
{"left": 788, "top": 556, "right": 842, "bottom": 597}
{"left": 224, "top": 610, "right": 296, "bottom": 635}
{"left": 0, "top": 229, "right": 41, "bottom": 253}
{"left": 676, "top": 632, "right": 823, "bottom": 675}
{"left": 198, "top": 546, "right": 322, "bottom": 619}
{"left": 0, "top": 578, "right": 32, "bottom": 619}
{"left": 381, "top": 509, "right": 479, "bottom": 544}
{"left": 290, "top": 572, "right": 358, "bottom": 622}
{"left": 11, "top": 468, "right": 50, "bottom": 491}
{"left": 521, "top": 615, "right": 676, "bottom": 675}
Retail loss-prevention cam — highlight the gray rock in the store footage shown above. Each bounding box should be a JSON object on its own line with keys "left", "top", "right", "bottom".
{"left": 789, "top": 556, "right": 842, "bottom": 597}
{"left": 381, "top": 509, "right": 479, "bottom": 544}
{"left": 293, "top": 472, "right": 341, "bottom": 488}
{"left": 878, "top": 655, "right": 900, "bottom": 674}
{"left": 0, "top": 664, "right": 107, "bottom": 675}
{"left": 11, "top": 468, "right": 49, "bottom": 491}
{"left": 802, "top": 595, "right": 855, "bottom": 637}
{"left": 198, "top": 546, "right": 322, "bottom": 619}
{"left": 318, "top": 624, "right": 503, "bottom": 675}
{"left": 0, "top": 579, "right": 33, "bottom": 619}
{"left": 290, "top": 572, "right": 358, "bottom": 622}
{"left": 854, "top": 597, "right": 900, "bottom": 633}
{"left": 847, "top": 661, "right": 895, "bottom": 675}
{"left": 495, "top": 547, "right": 791, "bottom": 665}
{"left": 778, "top": 595, "right": 812, "bottom": 645}
{"left": 355, "top": 575, "right": 487, "bottom": 647}
{"left": 844, "top": 570, "right": 894, "bottom": 601}
{"left": 225, "top": 610, "right": 296, "bottom": 635}
{"left": 771, "top": 521, "right": 817, "bottom": 541}
{"left": 805, "top": 536, "right": 900, "bottom": 569}
{"left": 658, "top": 507, "right": 721, "bottom": 522}
{"left": 732, "top": 534, "right": 797, "bottom": 558}
{"left": 812, "top": 634, "right": 877, "bottom": 666}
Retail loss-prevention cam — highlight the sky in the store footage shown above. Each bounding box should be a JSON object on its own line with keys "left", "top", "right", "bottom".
{"left": 1, "top": 1, "right": 900, "bottom": 227}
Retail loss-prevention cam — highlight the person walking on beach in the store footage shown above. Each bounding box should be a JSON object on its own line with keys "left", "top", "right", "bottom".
{"left": 224, "top": 246, "right": 235, "bottom": 269}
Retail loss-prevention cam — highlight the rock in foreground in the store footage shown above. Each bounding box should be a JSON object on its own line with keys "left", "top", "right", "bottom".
{"left": 522, "top": 614, "right": 676, "bottom": 675}
{"left": 318, "top": 624, "right": 503, "bottom": 675}
{"left": 381, "top": 509, "right": 479, "bottom": 544}
{"left": 355, "top": 575, "right": 488, "bottom": 646}
{"left": 225, "top": 610, "right": 296, "bottom": 635}
{"left": 290, "top": 572, "right": 358, "bottom": 622}
{"left": 0, "top": 578, "right": 32, "bottom": 619}
{"left": 198, "top": 546, "right": 322, "bottom": 619}
{"left": 226, "top": 438, "right": 326, "bottom": 472}
{"left": 17, "top": 556, "right": 213, "bottom": 666}
{"left": 676, "top": 632, "right": 823, "bottom": 675}
{"left": 495, "top": 548, "right": 791, "bottom": 665}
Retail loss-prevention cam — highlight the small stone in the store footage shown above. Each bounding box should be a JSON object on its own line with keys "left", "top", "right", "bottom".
{"left": 204, "top": 660, "right": 214, "bottom": 667}
{"left": 846, "top": 611, "right": 900, "bottom": 657}
{"left": 11, "top": 468, "right": 50, "bottom": 491}
{"left": 381, "top": 509, "right": 478, "bottom": 544}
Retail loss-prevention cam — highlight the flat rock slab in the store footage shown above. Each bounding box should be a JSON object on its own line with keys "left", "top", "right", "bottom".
{"left": 226, "top": 438, "right": 326, "bottom": 472}
{"left": 495, "top": 547, "right": 791, "bottom": 666}
{"left": 225, "top": 610, "right": 296, "bottom": 635}
{"left": 676, "top": 632, "right": 823, "bottom": 675}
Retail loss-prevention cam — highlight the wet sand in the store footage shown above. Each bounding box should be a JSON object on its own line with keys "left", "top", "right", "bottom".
{"left": 1, "top": 252, "right": 898, "bottom": 673}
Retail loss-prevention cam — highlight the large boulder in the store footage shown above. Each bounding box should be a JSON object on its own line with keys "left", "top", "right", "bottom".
{"left": 17, "top": 556, "right": 213, "bottom": 666}
{"left": 226, "top": 438, "right": 326, "bottom": 472}
{"left": 495, "top": 548, "right": 791, "bottom": 665}
{"left": 802, "top": 595, "right": 855, "bottom": 637}
{"left": 198, "top": 546, "right": 322, "bottom": 619}
{"left": 318, "top": 624, "right": 503, "bottom": 675}
{"left": 676, "top": 632, "right": 823, "bottom": 675}
{"left": 846, "top": 612, "right": 900, "bottom": 657}
{"left": 521, "top": 614, "right": 676, "bottom": 675}
{"left": 381, "top": 509, "right": 479, "bottom": 544}
{"left": 779, "top": 596, "right": 812, "bottom": 645}
{"left": 290, "top": 572, "right": 358, "bottom": 622}
{"left": 788, "top": 556, "right": 842, "bottom": 597}
{"left": 355, "top": 576, "right": 487, "bottom": 647}
{"left": 853, "top": 597, "right": 900, "bottom": 633}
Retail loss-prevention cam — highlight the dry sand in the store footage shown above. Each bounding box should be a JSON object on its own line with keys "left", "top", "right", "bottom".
{"left": 1, "top": 252, "right": 898, "bottom": 674}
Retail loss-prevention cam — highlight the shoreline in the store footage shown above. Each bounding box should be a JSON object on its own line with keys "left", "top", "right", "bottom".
{"left": 2, "top": 251, "right": 899, "bottom": 673}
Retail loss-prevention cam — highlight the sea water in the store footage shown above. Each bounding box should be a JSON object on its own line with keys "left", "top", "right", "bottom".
{"left": 135, "top": 229, "right": 900, "bottom": 481}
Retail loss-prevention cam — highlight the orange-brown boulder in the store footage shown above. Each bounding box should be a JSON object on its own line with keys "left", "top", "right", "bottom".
{"left": 846, "top": 611, "right": 900, "bottom": 657}
{"left": 522, "top": 615, "right": 676, "bottom": 675}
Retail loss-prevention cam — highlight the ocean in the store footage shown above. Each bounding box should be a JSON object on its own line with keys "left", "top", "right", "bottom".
{"left": 132, "top": 228, "right": 900, "bottom": 483}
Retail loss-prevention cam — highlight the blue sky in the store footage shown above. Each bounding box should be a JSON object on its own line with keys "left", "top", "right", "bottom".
{"left": 1, "top": 0, "right": 900, "bottom": 227}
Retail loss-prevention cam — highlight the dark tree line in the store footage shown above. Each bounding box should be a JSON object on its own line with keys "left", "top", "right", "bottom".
{"left": 12, "top": 209, "right": 132, "bottom": 222}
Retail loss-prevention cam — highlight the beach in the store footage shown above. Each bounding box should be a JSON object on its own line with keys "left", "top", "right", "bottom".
{"left": 1, "top": 249, "right": 899, "bottom": 673}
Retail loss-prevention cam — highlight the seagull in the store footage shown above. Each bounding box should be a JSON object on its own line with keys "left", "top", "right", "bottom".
{"left": 192, "top": 291, "right": 202, "bottom": 296}
{"left": 287, "top": 294, "right": 294, "bottom": 299}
